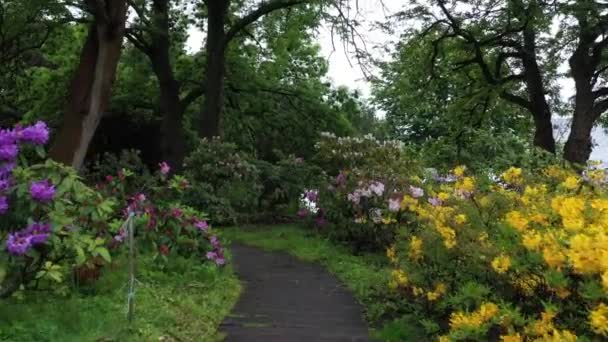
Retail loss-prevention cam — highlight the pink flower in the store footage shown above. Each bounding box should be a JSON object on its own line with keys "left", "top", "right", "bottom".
{"left": 297, "top": 208, "right": 309, "bottom": 218}
{"left": 195, "top": 220, "right": 209, "bottom": 231}
{"left": 409, "top": 186, "right": 424, "bottom": 198}
{"left": 388, "top": 197, "right": 401, "bottom": 212}
{"left": 159, "top": 162, "right": 170, "bottom": 175}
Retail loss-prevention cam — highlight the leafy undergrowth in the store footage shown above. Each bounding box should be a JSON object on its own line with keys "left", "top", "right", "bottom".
{"left": 0, "top": 252, "right": 241, "bottom": 342}
{"left": 223, "top": 224, "right": 424, "bottom": 340}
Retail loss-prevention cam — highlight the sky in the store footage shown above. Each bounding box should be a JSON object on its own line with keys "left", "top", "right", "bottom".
{"left": 186, "top": 0, "right": 607, "bottom": 163}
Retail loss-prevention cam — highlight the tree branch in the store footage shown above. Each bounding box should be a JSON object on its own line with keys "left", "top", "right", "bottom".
{"left": 224, "top": 0, "right": 308, "bottom": 44}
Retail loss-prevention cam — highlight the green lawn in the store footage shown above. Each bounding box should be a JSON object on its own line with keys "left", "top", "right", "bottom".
{"left": 222, "top": 225, "right": 407, "bottom": 334}
{"left": 0, "top": 252, "right": 241, "bottom": 342}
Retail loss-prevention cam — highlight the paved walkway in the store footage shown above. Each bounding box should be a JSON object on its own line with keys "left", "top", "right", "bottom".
{"left": 221, "top": 244, "right": 372, "bottom": 342}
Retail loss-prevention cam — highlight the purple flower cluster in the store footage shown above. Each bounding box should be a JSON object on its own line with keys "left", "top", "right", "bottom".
{"left": 206, "top": 235, "right": 225, "bottom": 265}
{"left": 348, "top": 181, "right": 385, "bottom": 205}
{"left": 194, "top": 220, "right": 209, "bottom": 232}
{"left": 305, "top": 190, "right": 318, "bottom": 202}
{"left": 6, "top": 222, "right": 52, "bottom": 255}
{"left": 0, "top": 121, "right": 51, "bottom": 215}
{"left": 29, "top": 180, "right": 55, "bottom": 202}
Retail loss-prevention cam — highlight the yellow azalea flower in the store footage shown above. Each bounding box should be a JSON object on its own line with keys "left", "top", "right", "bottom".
{"left": 456, "top": 177, "right": 475, "bottom": 193}
{"left": 386, "top": 246, "right": 396, "bottom": 263}
{"left": 426, "top": 283, "right": 447, "bottom": 301}
{"left": 592, "top": 199, "right": 608, "bottom": 212}
{"left": 522, "top": 232, "right": 542, "bottom": 251}
{"left": 602, "top": 272, "right": 608, "bottom": 292}
{"left": 391, "top": 269, "right": 408, "bottom": 287}
{"left": 492, "top": 254, "right": 511, "bottom": 274}
{"left": 401, "top": 195, "right": 418, "bottom": 211}
{"left": 562, "top": 176, "right": 580, "bottom": 190}
{"left": 438, "top": 336, "right": 451, "bottom": 342}
{"left": 455, "top": 214, "right": 467, "bottom": 224}
{"left": 529, "top": 213, "right": 549, "bottom": 225}
{"left": 450, "top": 302, "right": 498, "bottom": 330}
{"left": 453, "top": 165, "right": 466, "bottom": 177}
{"left": 506, "top": 211, "right": 528, "bottom": 231}
{"left": 500, "top": 333, "right": 522, "bottom": 342}
{"left": 502, "top": 167, "right": 523, "bottom": 184}
{"left": 412, "top": 286, "right": 424, "bottom": 296}
{"left": 382, "top": 217, "right": 397, "bottom": 225}
{"left": 543, "top": 247, "right": 566, "bottom": 269}
{"left": 590, "top": 303, "right": 608, "bottom": 336}
{"left": 438, "top": 192, "right": 450, "bottom": 201}
{"left": 409, "top": 236, "right": 423, "bottom": 261}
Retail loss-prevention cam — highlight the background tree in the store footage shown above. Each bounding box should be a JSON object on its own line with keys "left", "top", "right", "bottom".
{"left": 400, "top": 0, "right": 608, "bottom": 164}
{"left": 49, "top": 0, "right": 129, "bottom": 170}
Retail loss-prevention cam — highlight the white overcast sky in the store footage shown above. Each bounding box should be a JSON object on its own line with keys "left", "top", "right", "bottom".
{"left": 186, "top": 0, "right": 606, "bottom": 162}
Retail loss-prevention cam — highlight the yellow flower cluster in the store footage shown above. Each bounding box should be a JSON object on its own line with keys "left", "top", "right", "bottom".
{"left": 388, "top": 164, "right": 608, "bottom": 340}
{"left": 449, "top": 302, "right": 499, "bottom": 330}
{"left": 491, "top": 254, "right": 511, "bottom": 274}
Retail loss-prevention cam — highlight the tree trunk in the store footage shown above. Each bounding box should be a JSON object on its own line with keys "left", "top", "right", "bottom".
{"left": 49, "top": 0, "right": 127, "bottom": 170}
{"left": 147, "top": 0, "right": 187, "bottom": 170}
{"left": 154, "top": 58, "right": 187, "bottom": 170}
{"left": 199, "top": 1, "right": 229, "bottom": 139}
{"left": 564, "top": 44, "right": 596, "bottom": 165}
{"left": 522, "top": 27, "right": 556, "bottom": 154}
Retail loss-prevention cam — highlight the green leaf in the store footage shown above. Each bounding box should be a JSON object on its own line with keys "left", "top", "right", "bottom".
{"left": 96, "top": 247, "right": 112, "bottom": 263}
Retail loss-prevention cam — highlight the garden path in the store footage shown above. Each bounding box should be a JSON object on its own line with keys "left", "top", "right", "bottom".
{"left": 220, "top": 243, "right": 372, "bottom": 342}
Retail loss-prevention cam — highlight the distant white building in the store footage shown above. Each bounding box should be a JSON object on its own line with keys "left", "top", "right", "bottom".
{"left": 553, "top": 117, "right": 608, "bottom": 165}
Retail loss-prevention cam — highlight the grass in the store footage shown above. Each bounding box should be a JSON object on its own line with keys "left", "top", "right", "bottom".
{"left": 0, "top": 251, "right": 241, "bottom": 342}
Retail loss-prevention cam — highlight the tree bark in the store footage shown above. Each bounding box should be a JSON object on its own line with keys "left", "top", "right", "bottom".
{"left": 199, "top": 1, "right": 229, "bottom": 139}
{"left": 521, "top": 27, "right": 556, "bottom": 154}
{"left": 49, "top": 0, "right": 127, "bottom": 170}
{"left": 148, "top": 0, "right": 187, "bottom": 170}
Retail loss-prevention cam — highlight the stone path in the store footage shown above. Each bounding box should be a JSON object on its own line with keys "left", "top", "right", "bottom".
{"left": 220, "top": 244, "right": 372, "bottom": 342}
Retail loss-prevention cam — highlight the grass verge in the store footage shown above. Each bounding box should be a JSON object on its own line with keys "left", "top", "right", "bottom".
{"left": 0, "top": 252, "right": 241, "bottom": 342}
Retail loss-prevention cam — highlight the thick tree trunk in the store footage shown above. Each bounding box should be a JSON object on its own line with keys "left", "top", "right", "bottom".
{"left": 564, "top": 113, "right": 594, "bottom": 165}
{"left": 154, "top": 58, "right": 187, "bottom": 170}
{"left": 522, "top": 27, "right": 556, "bottom": 154}
{"left": 146, "top": 0, "right": 187, "bottom": 170}
{"left": 49, "top": 0, "right": 127, "bottom": 170}
{"left": 199, "top": 1, "right": 229, "bottom": 139}
{"left": 564, "top": 45, "right": 596, "bottom": 165}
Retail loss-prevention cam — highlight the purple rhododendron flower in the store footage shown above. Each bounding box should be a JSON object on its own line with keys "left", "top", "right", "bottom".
{"left": 297, "top": 208, "right": 309, "bottom": 218}
{"left": 409, "top": 186, "right": 424, "bottom": 198}
{"left": 428, "top": 197, "right": 442, "bottom": 207}
{"left": 0, "top": 162, "right": 15, "bottom": 179}
{"left": 0, "top": 129, "right": 17, "bottom": 146}
{"left": 0, "top": 178, "right": 10, "bottom": 192}
{"left": 347, "top": 191, "right": 361, "bottom": 205}
{"left": 0, "top": 144, "right": 18, "bottom": 161}
{"left": 194, "top": 220, "right": 209, "bottom": 231}
{"left": 114, "top": 228, "right": 127, "bottom": 243}
{"left": 0, "top": 196, "right": 8, "bottom": 214}
{"left": 25, "top": 222, "right": 51, "bottom": 244}
{"left": 210, "top": 235, "right": 221, "bottom": 248}
{"left": 6, "top": 231, "right": 32, "bottom": 255}
{"left": 30, "top": 179, "right": 55, "bottom": 202}
{"left": 17, "top": 121, "right": 49, "bottom": 145}
{"left": 305, "top": 190, "right": 318, "bottom": 202}
{"left": 159, "top": 161, "right": 170, "bottom": 175}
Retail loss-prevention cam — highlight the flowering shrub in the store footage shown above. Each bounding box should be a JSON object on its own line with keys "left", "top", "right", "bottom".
{"left": 99, "top": 160, "right": 225, "bottom": 268}
{"left": 383, "top": 165, "right": 608, "bottom": 340}
{"left": 310, "top": 133, "right": 421, "bottom": 250}
{"left": 0, "top": 122, "right": 118, "bottom": 297}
